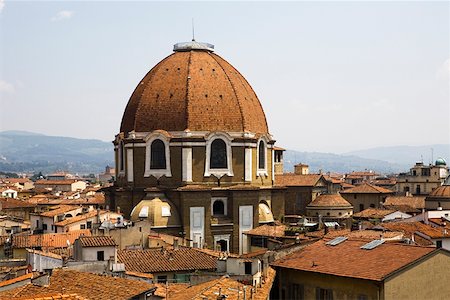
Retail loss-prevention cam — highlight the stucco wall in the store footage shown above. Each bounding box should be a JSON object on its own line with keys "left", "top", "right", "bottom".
{"left": 384, "top": 252, "right": 450, "bottom": 300}
{"left": 341, "top": 193, "right": 388, "bottom": 212}
{"left": 277, "top": 268, "right": 380, "bottom": 300}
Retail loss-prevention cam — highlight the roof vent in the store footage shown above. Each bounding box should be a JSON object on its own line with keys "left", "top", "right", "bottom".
{"left": 361, "top": 239, "right": 385, "bottom": 250}
{"left": 173, "top": 41, "right": 215, "bottom": 52}
{"left": 326, "top": 236, "right": 347, "bottom": 246}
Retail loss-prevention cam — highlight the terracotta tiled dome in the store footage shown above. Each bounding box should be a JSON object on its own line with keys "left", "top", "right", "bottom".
{"left": 120, "top": 42, "right": 269, "bottom": 134}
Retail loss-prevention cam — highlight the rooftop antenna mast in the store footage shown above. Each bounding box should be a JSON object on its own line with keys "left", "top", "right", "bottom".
{"left": 192, "top": 18, "right": 195, "bottom": 41}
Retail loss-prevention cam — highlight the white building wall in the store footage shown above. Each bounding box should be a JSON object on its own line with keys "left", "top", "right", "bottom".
{"left": 81, "top": 246, "right": 116, "bottom": 261}
{"left": 28, "top": 252, "right": 63, "bottom": 272}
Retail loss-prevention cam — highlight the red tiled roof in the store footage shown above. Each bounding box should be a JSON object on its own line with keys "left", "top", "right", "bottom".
{"left": 245, "top": 224, "right": 287, "bottom": 238}
{"left": 54, "top": 210, "right": 107, "bottom": 226}
{"left": 353, "top": 208, "right": 396, "bottom": 219}
{"left": 275, "top": 174, "right": 323, "bottom": 187}
{"left": 170, "top": 267, "right": 276, "bottom": 300}
{"left": 39, "top": 205, "right": 80, "bottom": 217}
{"left": 384, "top": 196, "right": 425, "bottom": 209}
{"left": 271, "top": 239, "right": 436, "bottom": 281}
{"left": 77, "top": 236, "right": 117, "bottom": 247}
{"left": 340, "top": 183, "right": 394, "bottom": 194}
{"left": 0, "top": 230, "right": 91, "bottom": 248}
{"left": 382, "top": 221, "right": 450, "bottom": 239}
{"left": 307, "top": 194, "right": 352, "bottom": 208}
{"left": 121, "top": 50, "right": 268, "bottom": 134}
{"left": 429, "top": 185, "right": 450, "bottom": 198}
{"left": 35, "top": 180, "right": 78, "bottom": 185}
{"left": 0, "top": 197, "right": 36, "bottom": 209}
{"left": 0, "top": 269, "right": 154, "bottom": 300}
{"left": 117, "top": 247, "right": 217, "bottom": 273}
{"left": 0, "top": 273, "right": 32, "bottom": 287}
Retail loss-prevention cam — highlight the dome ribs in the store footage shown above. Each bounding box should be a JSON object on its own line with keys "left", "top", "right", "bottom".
{"left": 211, "top": 54, "right": 269, "bottom": 134}
{"left": 208, "top": 52, "right": 246, "bottom": 132}
{"left": 184, "top": 51, "right": 194, "bottom": 131}
{"left": 120, "top": 48, "right": 269, "bottom": 134}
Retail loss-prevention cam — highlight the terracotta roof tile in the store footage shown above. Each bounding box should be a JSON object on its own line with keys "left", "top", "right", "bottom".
{"left": 35, "top": 180, "right": 78, "bottom": 185}
{"left": 429, "top": 185, "right": 450, "bottom": 198}
{"left": 275, "top": 174, "right": 323, "bottom": 187}
{"left": 245, "top": 224, "right": 287, "bottom": 238}
{"left": 307, "top": 194, "right": 352, "bottom": 208}
{"left": 0, "top": 269, "right": 154, "bottom": 300}
{"left": 353, "top": 208, "right": 396, "bottom": 219}
{"left": 39, "top": 205, "right": 80, "bottom": 217}
{"left": 271, "top": 239, "right": 435, "bottom": 281}
{"left": 382, "top": 221, "right": 450, "bottom": 239}
{"left": 0, "top": 273, "right": 32, "bottom": 287}
{"left": 121, "top": 50, "right": 268, "bottom": 134}
{"left": 0, "top": 230, "right": 91, "bottom": 248}
{"left": 118, "top": 247, "right": 217, "bottom": 273}
{"left": 340, "top": 183, "right": 394, "bottom": 194}
{"left": 54, "top": 210, "right": 107, "bottom": 226}
{"left": 384, "top": 196, "right": 425, "bottom": 209}
{"left": 170, "top": 267, "right": 276, "bottom": 300}
{"left": 77, "top": 236, "right": 117, "bottom": 247}
{"left": 0, "top": 197, "right": 36, "bottom": 209}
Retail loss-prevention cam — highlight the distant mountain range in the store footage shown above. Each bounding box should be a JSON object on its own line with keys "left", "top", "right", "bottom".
{"left": 0, "top": 131, "right": 113, "bottom": 174}
{"left": 0, "top": 130, "right": 448, "bottom": 175}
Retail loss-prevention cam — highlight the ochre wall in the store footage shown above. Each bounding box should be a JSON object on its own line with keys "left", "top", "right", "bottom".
{"left": 383, "top": 252, "right": 450, "bottom": 300}
{"left": 277, "top": 268, "right": 380, "bottom": 300}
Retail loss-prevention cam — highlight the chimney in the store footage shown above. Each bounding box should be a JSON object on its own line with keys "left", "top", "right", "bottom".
{"left": 294, "top": 164, "right": 309, "bottom": 175}
{"left": 173, "top": 238, "right": 179, "bottom": 250}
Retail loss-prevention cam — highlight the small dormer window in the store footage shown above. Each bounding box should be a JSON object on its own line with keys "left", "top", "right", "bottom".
{"left": 210, "top": 139, "right": 227, "bottom": 169}
{"left": 150, "top": 139, "right": 166, "bottom": 169}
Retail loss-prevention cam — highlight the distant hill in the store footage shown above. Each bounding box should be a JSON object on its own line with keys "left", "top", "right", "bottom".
{"left": 0, "top": 131, "right": 113, "bottom": 174}
{"left": 344, "top": 145, "right": 450, "bottom": 167}
{"left": 1, "top": 130, "right": 447, "bottom": 175}
{"left": 283, "top": 150, "right": 405, "bottom": 175}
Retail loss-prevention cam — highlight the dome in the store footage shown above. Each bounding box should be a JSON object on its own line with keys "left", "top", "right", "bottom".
{"left": 130, "top": 196, "right": 181, "bottom": 228}
{"left": 258, "top": 202, "right": 274, "bottom": 224}
{"left": 120, "top": 41, "right": 268, "bottom": 134}
{"left": 307, "top": 194, "right": 353, "bottom": 208}
{"left": 435, "top": 158, "right": 447, "bottom": 166}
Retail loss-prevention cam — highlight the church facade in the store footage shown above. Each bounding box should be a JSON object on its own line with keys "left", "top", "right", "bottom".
{"left": 105, "top": 41, "right": 285, "bottom": 254}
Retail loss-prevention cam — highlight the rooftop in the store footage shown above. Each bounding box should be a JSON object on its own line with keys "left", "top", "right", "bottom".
{"left": 170, "top": 267, "right": 276, "bottom": 300}
{"left": 39, "top": 205, "right": 80, "bottom": 217}
{"left": 340, "top": 183, "right": 394, "bottom": 194}
{"left": 77, "top": 236, "right": 117, "bottom": 247}
{"left": 307, "top": 194, "right": 352, "bottom": 208}
{"left": 274, "top": 174, "right": 323, "bottom": 187}
{"left": 384, "top": 196, "right": 425, "bottom": 209}
{"left": 0, "top": 269, "right": 154, "bottom": 300}
{"left": 0, "top": 197, "right": 36, "bottom": 209}
{"left": 117, "top": 247, "right": 217, "bottom": 273}
{"left": 271, "top": 239, "right": 437, "bottom": 281}
{"left": 352, "top": 208, "right": 396, "bottom": 219}
{"left": 0, "top": 230, "right": 91, "bottom": 249}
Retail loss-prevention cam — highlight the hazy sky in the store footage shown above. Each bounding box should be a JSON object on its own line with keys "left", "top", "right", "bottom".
{"left": 1, "top": 1, "right": 449, "bottom": 153}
